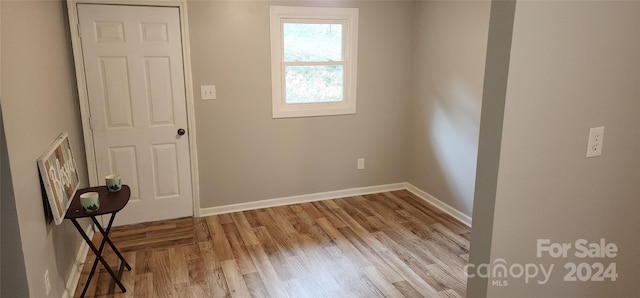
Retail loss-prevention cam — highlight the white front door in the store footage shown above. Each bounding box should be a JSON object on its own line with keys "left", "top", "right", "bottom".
{"left": 78, "top": 4, "right": 193, "bottom": 226}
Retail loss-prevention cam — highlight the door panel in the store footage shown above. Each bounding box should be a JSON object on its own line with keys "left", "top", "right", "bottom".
{"left": 78, "top": 4, "right": 193, "bottom": 226}
{"left": 100, "top": 57, "right": 134, "bottom": 128}
{"left": 151, "top": 143, "right": 181, "bottom": 198}
{"left": 144, "top": 57, "right": 175, "bottom": 126}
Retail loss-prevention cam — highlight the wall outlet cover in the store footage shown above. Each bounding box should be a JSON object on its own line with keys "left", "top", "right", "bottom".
{"left": 201, "top": 85, "right": 216, "bottom": 100}
{"left": 357, "top": 158, "right": 365, "bottom": 170}
{"left": 586, "top": 126, "right": 605, "bottom": 158}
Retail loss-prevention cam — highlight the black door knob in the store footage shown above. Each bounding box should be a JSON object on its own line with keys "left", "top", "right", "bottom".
{"left": 177, "top": 128, "right": 186, "bottom": 136}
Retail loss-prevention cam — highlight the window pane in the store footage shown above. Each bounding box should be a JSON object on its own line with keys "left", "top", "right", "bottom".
{"left": 285, "top": 65, "right": 343, "bottom": 103}
{"left": 284, "top": 23, "right": 342, "bottom": 62}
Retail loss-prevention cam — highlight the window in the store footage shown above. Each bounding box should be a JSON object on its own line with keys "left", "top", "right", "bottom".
{"left": 270, "top": 6, "right": 359, "bottom": 118}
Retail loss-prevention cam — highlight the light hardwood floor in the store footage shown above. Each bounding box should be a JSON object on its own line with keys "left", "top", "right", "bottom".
{"left": 74, "top": 190, "right": 470, "bottom": 298}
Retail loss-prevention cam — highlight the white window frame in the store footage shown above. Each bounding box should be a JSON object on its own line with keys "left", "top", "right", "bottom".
{"left": 270, "top": 6, "right": 359, "bottom": 118}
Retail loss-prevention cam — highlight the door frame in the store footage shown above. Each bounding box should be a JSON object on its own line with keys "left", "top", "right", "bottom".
{"left": 67, "top": 0, "right": 201, "bottom": 216}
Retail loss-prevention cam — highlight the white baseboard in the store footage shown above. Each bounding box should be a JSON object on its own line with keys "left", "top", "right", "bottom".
{"left": 199, "top": 183, "right": 407, "bottom": 217}
{"left": 199, "top": 182, "right": 472, "bottom": 228}
{"left": 404, "top": 183, "right": 472, "bottom": 227}
{"left": 62, "top": 224, "right": 94, "bottom": 298}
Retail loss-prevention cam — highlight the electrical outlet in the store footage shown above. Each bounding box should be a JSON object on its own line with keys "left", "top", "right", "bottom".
{"left": 357, "top": 158, "right": 365, "bottom": 170}
{"left": 44, "top": 269, "right": 51, "bottom": 296}
{"left": 586, "top": 126, "right": 605, "bottom": 158}
{"left": 201, "top": 85, "right": 216, "bottom": 100}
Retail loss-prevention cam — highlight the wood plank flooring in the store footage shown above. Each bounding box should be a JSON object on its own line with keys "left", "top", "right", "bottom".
{"left": 73, "top": 190, "right": 470, "bottom": 297}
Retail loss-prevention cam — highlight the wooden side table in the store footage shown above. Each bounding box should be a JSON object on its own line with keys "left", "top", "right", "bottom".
{"left": 65, "top": 185, "right": 132, "bottom": 297}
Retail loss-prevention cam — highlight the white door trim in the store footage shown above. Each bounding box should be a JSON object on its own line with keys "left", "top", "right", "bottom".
{"left": 67, "top": 0, "right": 201, "bottom": 217}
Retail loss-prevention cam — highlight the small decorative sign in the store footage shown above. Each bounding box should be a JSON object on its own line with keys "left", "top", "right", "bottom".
{"left": 37, "top": 132, "right": 80, "bottom": 225}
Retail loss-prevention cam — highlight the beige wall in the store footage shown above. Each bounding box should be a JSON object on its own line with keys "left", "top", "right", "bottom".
{"left": 1, "top": 1, "right": 90, "bottom": 296}
{"left": 188, "top": 0, "right": 415, "bottom": 208}
{"left": 1, "top": 105, "right": 29, "bottom": 297}
{"left": 408, "top": 0, "right": 490, "bottom": 217}
{"left": 466, "top": 0, "right": 515, "bottom": 296}
{"left": 472, "top": 1, "right": 640, "bottom": 296}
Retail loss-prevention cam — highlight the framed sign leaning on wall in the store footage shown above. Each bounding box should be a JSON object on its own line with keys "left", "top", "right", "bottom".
{"left": 37, "top": 132, "right": 80, "bottom": 225}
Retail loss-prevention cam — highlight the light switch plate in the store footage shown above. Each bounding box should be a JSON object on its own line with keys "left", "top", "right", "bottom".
{"left": 201, "top": 85, "right": 216, "bottom": 100}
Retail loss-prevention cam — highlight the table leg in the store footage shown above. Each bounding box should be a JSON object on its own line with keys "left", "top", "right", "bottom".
{"left": 71, "top": 217, "right": 127, "bottom": 297}
{"left": 91, "top": 216, "right": 131, "bottom": 270}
